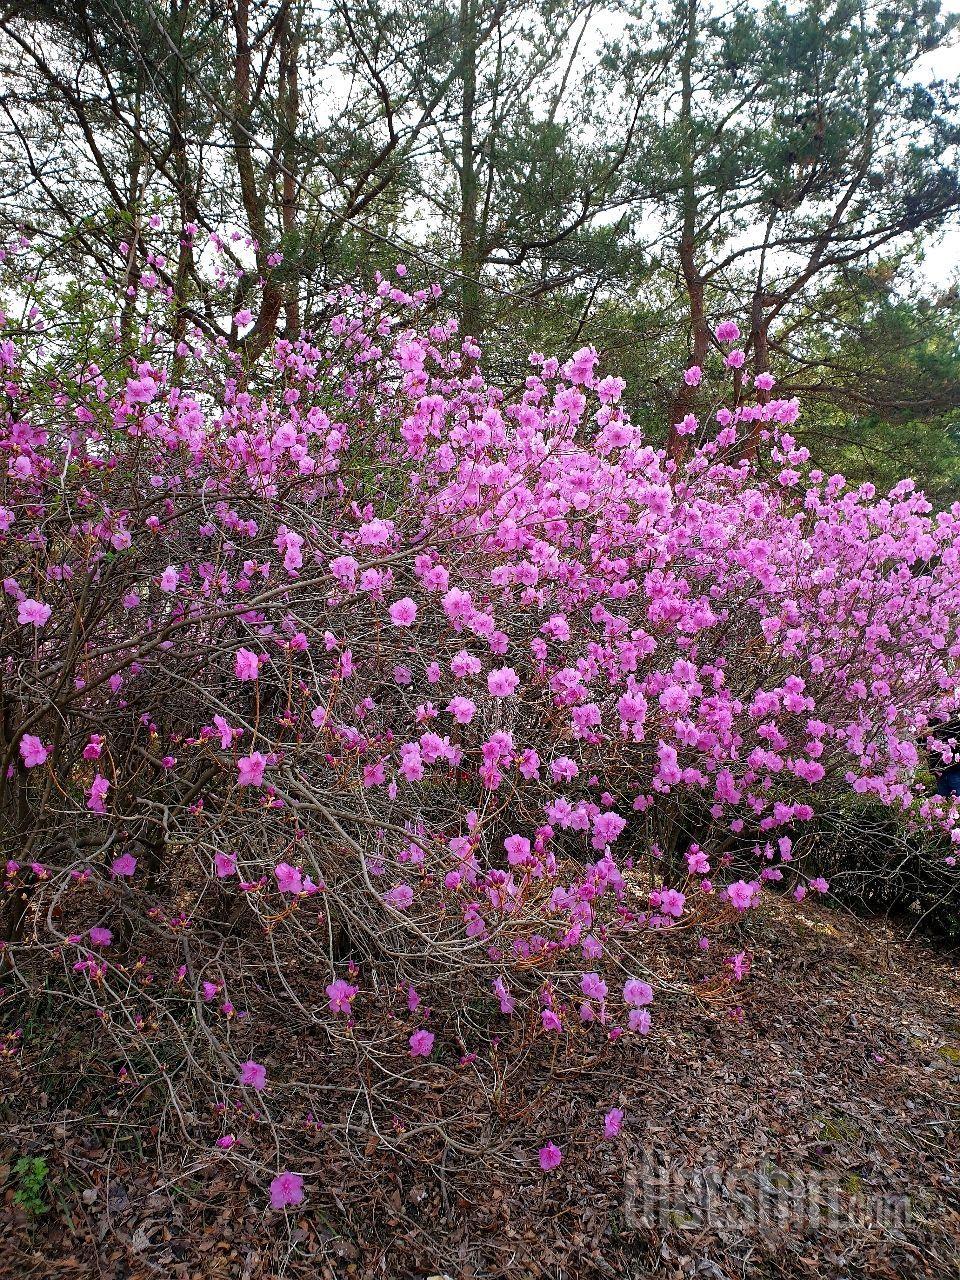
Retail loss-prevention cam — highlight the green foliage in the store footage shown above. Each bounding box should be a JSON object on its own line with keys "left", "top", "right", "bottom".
{"left": 12, "top": 1156, "right": 50, "bottom": 1216}
{"left": 0, "top": 0, "right": 959, "bottom": 488}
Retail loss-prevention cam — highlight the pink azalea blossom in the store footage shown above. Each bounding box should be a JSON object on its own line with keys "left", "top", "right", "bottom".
{"left": 726, "top": 880, "right": 759, "bottom": 912}
{"left": 603, "top": 1107, "right": 624, "bottom": 1139}
{"left": 274, "top": 862, "right": 303, "bottom": 894}
{"left": 111, "top": 853, "right": 137, "bottom": 878}
{"left": 581, "top": 972, "right": 607, "bottom": 1001}
{"left": 409, "top": 1029, "right": 434, "bottom": 1057}
{"left": 447, "top": 695, "right": 476, "bottom": 724}
{"left": 487, "top": 666, "right": 519, "bottom": 697}
{"left": 628, "top": 1008, "right": 651, "bottom": 1034}
{"left": 238, "top": 1059, "right": 267, "bottom": 1090}
{"left": 269, "top": 1171, "right": 304, "bottom": 1210}
{"left": 384, "top": 883, "right": 414, "bottom": 910}
{"left": 234, "top": 648, "right": 261, "bottom": 681}
{"left": 326, "top": 978, "right": 358, "bottom": 1013}
{"left": 623, "top": 979, "right": 653, "bottom": 1007}
{"left": 388, "top": 597, "right": 418, "bottom": 626}
{"left": 538, "top": 1142, "right": 563, "bottom": 1171}
{"left": 715, "top": 319, "right": 740, "bottom": 342}
{"left": 19, "top": 734, "right": 49, "bottom": 768}
{"left": 237, "top": 752, "right": 267, "bottom": 786}
{"left": 726, "top": 951, "right": 751, "bottom": 980}
{"left": 17, "top": 598, "right": 50, "bottom": 627}
{"left": 87, "top": 774, "right": 110, "bottom": 813}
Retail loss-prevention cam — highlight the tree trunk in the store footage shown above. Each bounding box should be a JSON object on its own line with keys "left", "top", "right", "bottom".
{"left": 280, "top": 6, "right": 300, "bottom": 337}
{"left": 169, "top": 0, "right": 196, "bottom": 383}
{"left": 458, "top": 0, "right": 481, "bottom": 341}
{"left": 666, "top": 0, "right": 704, "bottom": 466}
{"left": 232, "top": 0, "right": 283, "bottom": 363}
{"left": 741, "top": 290, "right": 771, "bottom": 465}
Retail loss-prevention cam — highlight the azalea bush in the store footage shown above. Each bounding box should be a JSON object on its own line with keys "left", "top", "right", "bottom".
{"left": 2, "top": 238, "right": 960, "bottom": 1205}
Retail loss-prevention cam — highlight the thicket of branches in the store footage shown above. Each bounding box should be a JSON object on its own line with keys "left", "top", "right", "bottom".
{"left": 2, "top": 225, "right": 960, "bottom": 1199}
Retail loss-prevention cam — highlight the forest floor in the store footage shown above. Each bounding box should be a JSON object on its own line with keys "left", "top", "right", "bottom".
{"left": 1, "top": 895, "right": 958, "bottom": 1280}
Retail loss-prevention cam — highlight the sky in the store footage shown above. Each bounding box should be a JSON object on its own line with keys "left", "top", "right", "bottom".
{"left": 917, "top": 1, "right": 960, "bottom": 284}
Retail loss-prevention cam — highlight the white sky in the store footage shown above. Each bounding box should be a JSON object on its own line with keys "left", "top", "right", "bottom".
{"left": 916, "top": 2, "right": 960, "bottom": 283}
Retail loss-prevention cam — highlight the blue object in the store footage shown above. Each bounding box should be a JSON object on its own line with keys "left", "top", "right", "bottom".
{"left": 936, "top": 766, "right": 960, "bottom": 797}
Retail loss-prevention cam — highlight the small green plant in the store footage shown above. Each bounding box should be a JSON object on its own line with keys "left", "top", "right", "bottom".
{"left": 12, "top": 1156, "right": 50, "bottom": 1216}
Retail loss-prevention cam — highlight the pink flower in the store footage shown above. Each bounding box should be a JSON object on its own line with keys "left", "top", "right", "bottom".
{"left": 363, "top": 760, "right": 386, "bottom": 787}
{"left": 384, "top": 883, "right": 414, "bottom": 910}
{"left": 591, "top": 810, "right": 626, "bottom": 849}
{"left": 726, "top": 951, "right": 751, "bottom": 980}
{"left": 213, "top": 715, "right": 235, "bottom": 749}
{"left": 89, "top": 927, "right": 112, "bottom": 947}
{"left": 234, "top": 308, "right": 253, "bottom": 328}
{"left": 628, "top": 1008, "right": 651, "bottom": 1034}
{"left": 538, "top": 1142, "right": 562, "bottom": 1171}
{"left": 487, "top": 666, "right": 519, "bottom": 697}
{"left": 125, "top": 375, "right": 157, "bottom": 404}
{"left": 492, "top": 977, "right": 515, "bottom": 1014}
{"left": 19, "top": 734, "right": 49, "bottom": 768}
{"left": 238, "top": 1059, "right": 267, "bottom": 1090}
{"left": 388, "top": 597, "right": 418, "bottom": 627}
{"left": 603, "top": 1108, "right": 624, "bottom": 1139}
{"left": 17, "top": 599, "right": 50, "bottom": 627}
{"left": 683, "top": 365, "right": 702, "bottom": 387}
{"left": 541, "top": 1008, "right": 562, "bottom": 1032}
{"left": 409, "top": 1029, "right": 434, "bottom": 1057}
{"left": 754, "top": 372, "right": 775, "bottom": 391}
{"left": 215, "top": 852, "right": 237, "bottom": 878}
{"left": 274, "top": 862, "right": 303, "bottom": 894}
{"left": 447, "top": 696, "right": 476, "bottom": 724}
{"left": 451, "top": 650, "right": 482, "bottom": 678}
{"left": 237, "top": 752, "right": 266, "bottom": 786}
{"left": 686, "top": 847, "right": 710, "bottom": 874}
{"left": 724, "top": 349, "right": 746, "bottom": 369}
{"left": 715, "top": 319, "right": 740, "bottom": 342}
{"left": 159, "top": 565, "right": 179, "bottom": 592}
{"left": 726, "top": 880, "right": 758, "bottom": 912}
{"left": 234, "top": 648, "right": 261, "bottom": 681}
{"left": 623, "top": 979, "right": 653, "bottom": 1007}
{"left": 269, "top": 1171, "right": 304, "bottom": 1211}
{"left": 658, "top": 888, "right": 686, "bottom": 918}
{"left": 87, "top": 774, "right": 110, "bottom": 813}
{"left": 216, "top": 1135, "right": 236, "bottom": 1150}
{"left": 580, "top": 972, "right": 607, "bottom": 1001}
{"left": 111, "top": 853, "right": 137, "bottom": 878}
{"left": 326, "top": 978, "right": 358, "bottom": 1013}
{"left": 504, "top": 834, "right": 532, "bottom": 866}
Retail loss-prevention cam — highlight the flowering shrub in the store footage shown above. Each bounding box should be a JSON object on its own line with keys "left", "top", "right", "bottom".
{"left": 2, "top": 249, "right": 960, "bottom": 1201}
